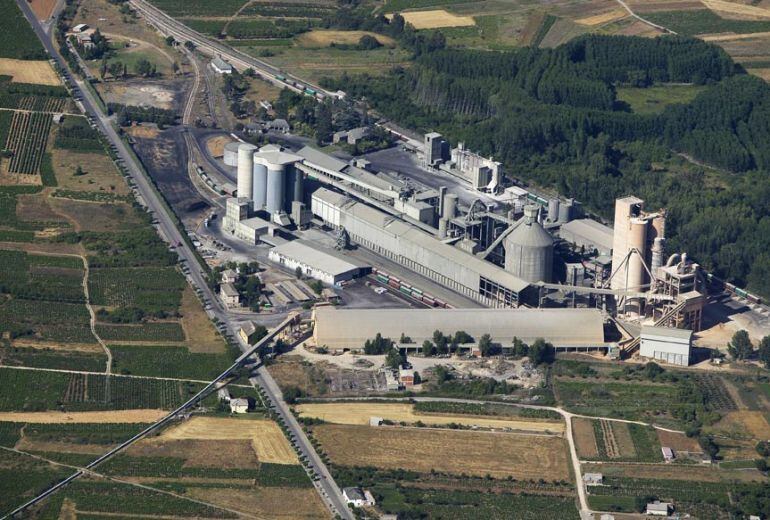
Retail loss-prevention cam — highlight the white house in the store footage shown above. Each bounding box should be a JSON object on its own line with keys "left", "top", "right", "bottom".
{"left": 342, "top": 487, "right": 374, "bottom": 508}
{"left": 229, "top": 397, "right": 249, "bottom": 414}
{"left": 640, "top": 325, "right": 692, "bottom": 366}
{"left": 583, "top": 473, "right": 603, "bottom": 486}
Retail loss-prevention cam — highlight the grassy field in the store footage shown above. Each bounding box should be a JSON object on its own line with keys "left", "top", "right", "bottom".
{"left": 110, "top": 345, "right": 233, "bottom": 379}
{"left": 645, "top": 9, "right": 770, "bottom": 35}
{"left": 617, "top": 84, "right": 707, "bottom": 114}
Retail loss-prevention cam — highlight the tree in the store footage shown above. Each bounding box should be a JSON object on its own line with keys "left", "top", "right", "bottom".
{"left": 755, "top": 459, "right": 768, "bottom": 473}
{"left": 134, "top": 58, "right": 153, "bottom": 77}
{"left": 529, "top": 338, "right": 555, "bottom": 365}
{"left": 453, "top": 331, "right": 473, "bottom": 344}
{"left": 399, "top": 333, "right": 412, "bottom": 344}
{"left": 295, "top": 266, "right": 303, "bottom": 279}
{"left": 643, "top": 362, "right": 664, "bottom": 380}
{"left": 757, "top": 441, "right": 770, "bottom": 457}
{"left": 74, "top": 166, "right": 86, "bottom": 176}
{"left": 172, "top": 61, "right": 179, "bottom": 74}
{"left": 165, "top": 35, "right": 175, "bottom": 46}
{"left": 759, "top": 335, "right": 770, "bottom": 368}
{"left": 699, "top": 435, "right": 720, "bottom": 460}
{"left": 385, "top": 348, "right": 404, "bottom": 370}
{"left": 478, "top": 334, "right": 497, "bottom": 357}
{"left": 108, "top": 61, "right": 124, "bottom": 79}
{"left": 422, "top": 340, "right": 436, "bottom": 357}
{"left": 512, "top": 337, "right": 528, "bottom": 358}
{"left": 358, "top": 34, "right": 382, "bottom": 50}
{"left": 728, "top": 330, "right": 753, "bottom": 361}
{"left": 364, "top": 333, "right": 393, "bottom": 355}
{"left": 314, "top": 101, "right": 333, "bottom": 145}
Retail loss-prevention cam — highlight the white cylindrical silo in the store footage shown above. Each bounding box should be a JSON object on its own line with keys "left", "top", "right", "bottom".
{"left": 266, "top": 163, "right": 286, "bottom": 214}
{"left": 237, "top": 143, "right": 257, "bottom": 201}
{"left": 547, "top": 198, "right": 559, "bottom": 222}
{"left": 252, "top": 160, "right": 268, "bottom": 211}
{"left": 504, "top": 204, "right": 553, "bottom": 283}
{"left": 223, "top": 141, "right": 240, "bottom": 166}
{"left": 444, "top": 193, "right": 458, "bottom": 220}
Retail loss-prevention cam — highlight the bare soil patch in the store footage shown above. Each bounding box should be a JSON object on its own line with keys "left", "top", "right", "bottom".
{"left": 0, "top": 410, "right": 166, "bottom": 423}
{"left": 575, "top": 9, "right": 628, "bottom": 26}
{"left": 611, "top": 422, "right": 637, "bottom": 458}
{"left": 573, "top": 417, "right": 599, "bottom": 459}
{"left": 30, "top": 0, "right": 57, "bottom": 20}
{"left": 160, "top": 417, "right": 297, "bottom": 464}
{"left": 392, "top": 10, "right": 475, "bottom": 29}
{"left": 50, "top": 148, "right": 127, "bottom": 194}
{"left": 126, "top": 125, "right": 161, "bottom": 139}
{"left": 0, "top": 59, "right": 60, "bottom": 86}
{"left": 702, "top": 0, "right": 770, "bottom": 18}
{"left": 189, "top": 487, "right": 328, "bottom": 520}
{"left": 313, "top": 423, "right": 571, "bottom": 480}
{"left": 179, "top": 286, "right": 226, "bottom": 353}
{"left": 15, "top": 191, "right": 69, "bottom": 226}
{"left": 49, "top": 198, "right": 140, "bottom": 233}
{"left": 127, "top": 438, "right": 259, "bottom": 468}
{"left": 714, "top": 411, "right": 770, "bottom": 439}
{"left": 205, "top": 135, "right": 233, "bottom": 158}
{"left": 296, "top": 402, "right": 564, "bottom": 433}
{"left": 629, "top": 0, "right": 704, "bottom": 12}
{"left": 9, "top": 339, "right": 102, "bottom": 353}
{"left": 657, "top": 429, "right": 702, "bottom": 452}
{"left": 15, "top": 438, "right": 108, "bottom": 455}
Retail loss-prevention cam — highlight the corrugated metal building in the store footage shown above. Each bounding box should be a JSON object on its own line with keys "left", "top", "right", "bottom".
{"left": 268, "top": 240, "right": 369, "bottom": 284}
{"left": 640, "top": 325, "right": 692, "bottom": 366}
{"left": 559, "top": 218, "right": 614, "bottom": 255}
{"left": 311, "top": 188, "right": 535, "bottom": 307}
{"left": 313, "top": 307, "right": 606, "bottom": 350}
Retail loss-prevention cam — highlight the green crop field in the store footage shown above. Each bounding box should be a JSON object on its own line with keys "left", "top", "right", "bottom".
{"left": 149, "top": 0, "right": 248, "bottom": 17}
{"left": 0, "top": 368, "right": 203, "bottom": 411}
{"left": 88, "top": 266, "right": 184, "bottom": 312}
{"left": 111, "top": 345, "right": 231, "bottom": 380}
{"left": 554, "top": 379, "right": 679, "bottom": 422}
{"left": 96, "top": 322, "right": 185, "bottom": 342}
{"left": 0, "top": 298, "right": 94, "bottom": 343}
{"left": 645, "top": 10, "right": 770, "bottom": 36}
{"left": 0, "top": 0, "right": 48, "bottom": 60}
{"left": 22, "top": 422, "right": 149, "bottom": 445}
{"left": 0, "top": 450, "right": 69, "bottom": 515}
{"left": 382, "top": 0, "right": 470, "bottom": 11}
{"left": 1, "top": 346, "right": 106, "bottom": 372}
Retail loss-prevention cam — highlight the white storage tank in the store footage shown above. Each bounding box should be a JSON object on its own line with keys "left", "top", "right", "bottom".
{"left": 252, "top": 160, "right": 268, "bottom": 211}
{"left": 504, "top": 205, "right": 554, "bottom": 283}
{"left": 547, "top": 198, "right": 560, "bottom": 222}
{"left": 223, "top": 141, "right": 240, "bottom": 167}
{"left": 266, "top": 164, "right": 286, "bottom": 214}
{"left": 237, "top": 143, "right": 257, "bottom": 201}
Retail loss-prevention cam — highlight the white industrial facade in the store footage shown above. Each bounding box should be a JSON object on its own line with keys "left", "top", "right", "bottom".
{"left": 268, "top": 240, "right": 368, "bottom": 284}
{"left": 311, "top": 188, "right": 534, "bottom": 307}
{"left": 640, "top": 325, "right": 692, "bottom": 366}
{"left": 313, "top": 307, "right": 606, "bottom": 350}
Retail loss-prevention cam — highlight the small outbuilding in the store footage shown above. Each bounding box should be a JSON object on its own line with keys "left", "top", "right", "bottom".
{"left": 342, "top": 487, "right": 368, "bottom": 508}
{"left": 211, "top": 56, "right": 233, "bottom": 74}
{"left": 646, "top": 501, "right": 671, "bottom": 516}
{"left": 661, "top": 446, "right": 675, "bottom": 462}
{"left": 583, "top": 473, "right": 603, "bottom": 486}
{"left": 221, "top": 269, "right": 238, "bottom": 284}
{"left": 267, "top": 118, "right": 290, "bottom": 134}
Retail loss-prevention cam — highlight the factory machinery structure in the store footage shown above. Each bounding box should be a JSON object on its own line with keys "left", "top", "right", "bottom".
{"left": 215, "top": 140, "right": 722, "bottom": 360}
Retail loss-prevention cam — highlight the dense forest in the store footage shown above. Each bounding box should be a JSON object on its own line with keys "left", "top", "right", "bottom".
{"left": 321, "top": 33, "right": 770, "bottom": 299}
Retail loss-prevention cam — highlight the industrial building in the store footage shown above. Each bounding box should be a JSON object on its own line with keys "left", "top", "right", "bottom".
{"left": 502, "top": 205, "right": 553, "bottom": 283}
{"left": 559, "top": 218, "right": 614, "bottom": 256}
{"left": 268, "top": 240, "right": 369, "bottom": 284}
{"left": 222, "top": 197, "right": 277, "bottom": 244}
{"left": 639, "top": 325, "right": 692, "bottom": 366}
{"left": 311, "top": 188, "right": 537, "bottom": 307}
{"left": 312, "top": 307, "right": 607, "bottom": 351}
{"left": 610, "top": 196, "right": 666, "bottom": 314}
{"left": 424, "top": 132, "right": 449, "bottom": 168}
{"left": 210, "top": 56, "right": 233, "bottom": 74}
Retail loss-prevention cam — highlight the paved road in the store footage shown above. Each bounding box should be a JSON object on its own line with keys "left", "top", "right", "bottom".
{"left": 14, "top": 2, "right": 352, "bottom": 518}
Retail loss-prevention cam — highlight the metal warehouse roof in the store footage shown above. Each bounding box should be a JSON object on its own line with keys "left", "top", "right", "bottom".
{"left": 560, "top": 219, "right": 614, "bottom": 251}
{"left": 297, "top": 146, "right": 348, "bottom": 173}
{"left": 313, "top": 307, "right": 606, "bottom": 348}
{"left": 270, "top": 240, "right": 367, "bottom": 276}
{"left": 641, "top": 325, "right": 693, "bottom": 342}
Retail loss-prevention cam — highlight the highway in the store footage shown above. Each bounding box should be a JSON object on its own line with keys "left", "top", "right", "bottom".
{"left": 11, "top": 1, "right": 352, "bottom": 518}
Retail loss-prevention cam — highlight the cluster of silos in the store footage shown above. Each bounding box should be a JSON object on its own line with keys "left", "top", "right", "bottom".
{"left": 504, "top": 204, "right": 553, "bottom": 283}
{"left": 437, "top": 188, "right": 459, "bottom": 238}
{"left": 546, "top": 197, "right": 579, "bottom": 224}
{"left": 224, "top": 141, "right": 240, "bottom": 167}
{"left": 235, "top": 143, "right": 303, "bottom": 218}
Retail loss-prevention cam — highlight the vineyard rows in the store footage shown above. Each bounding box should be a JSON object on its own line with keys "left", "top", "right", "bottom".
{"left": 96, "top": 322, "right": 186, "bottom": 342}
{"left": 88, "top": 266, "right": 185, "bottom": 309}
{"left": 696, "top": 374, "right": 738, "bottom": 411}
{"left": 0, "top": 94, "right": 67, "bottom": 112}
{"left": 6, "top": 110, "right": 52, "bottom": 174}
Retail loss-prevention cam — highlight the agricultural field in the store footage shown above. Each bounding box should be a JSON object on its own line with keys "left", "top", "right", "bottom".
{"left": 296, "top": 401, "right": 565, "bottom": 432}
{"left": 0, "top": 367, "right": 206, "bottom": 412}
{"left": 110, "top": 345, "right": 233, "bottom": 379}
{"left": 312, "top": 423, "right": 570, "bottom": 480}
{"left": 0, "top": 0, "right": 48, "bottom": 60}
{"left": 3, "top": 110, "right": 53, "bottom": 176}
{"left": 0, "top": 59, "right": 60, "bottom": 86}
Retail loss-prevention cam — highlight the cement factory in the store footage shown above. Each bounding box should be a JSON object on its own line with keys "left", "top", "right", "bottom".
{"left": 206, "top": 130, "right": 749, "bottom": 367}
